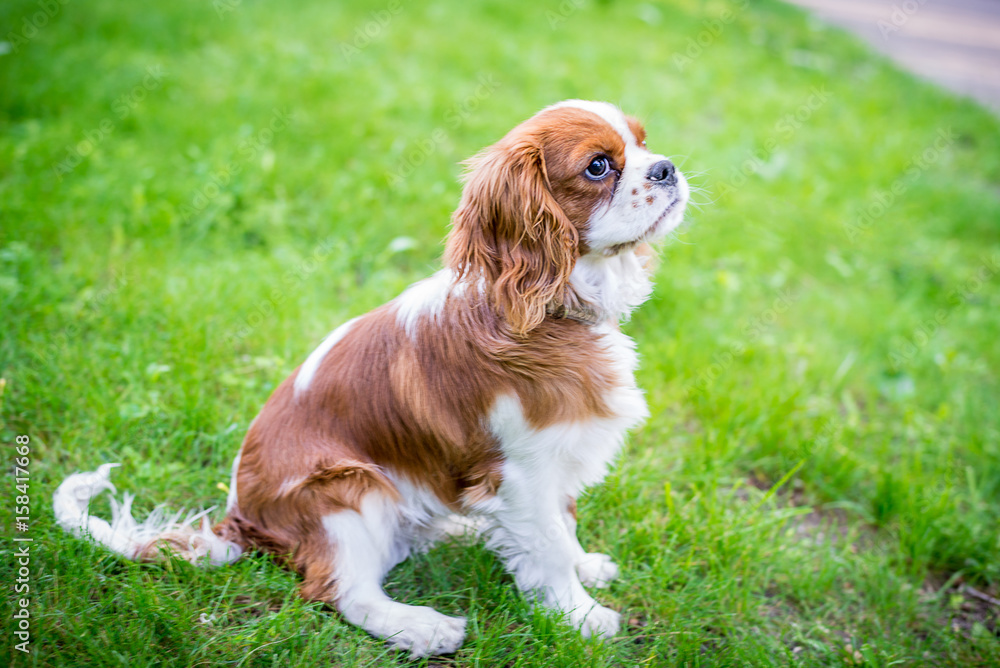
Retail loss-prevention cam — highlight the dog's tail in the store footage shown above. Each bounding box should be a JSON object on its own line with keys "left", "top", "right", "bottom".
{"left": 53, "top": 463, "right": 243, "bottom": 566}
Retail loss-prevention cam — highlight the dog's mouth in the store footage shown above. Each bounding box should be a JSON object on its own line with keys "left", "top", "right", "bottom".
{"left": 641, "top": 197, "right": 682, "bottom": 241}
{"left": 601, "top": 198, "right": 683, "bottom": 257}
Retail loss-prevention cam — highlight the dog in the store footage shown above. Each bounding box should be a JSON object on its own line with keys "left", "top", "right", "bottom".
{"left": 54, "top": 100, "right": 688, "bottom": 658}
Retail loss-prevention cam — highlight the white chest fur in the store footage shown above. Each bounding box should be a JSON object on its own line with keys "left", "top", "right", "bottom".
{"left": 463, "top": 324, "right": 647, "bottom": 639}
{"left": 487, "top": 324, "right": 648, "bottom": 504}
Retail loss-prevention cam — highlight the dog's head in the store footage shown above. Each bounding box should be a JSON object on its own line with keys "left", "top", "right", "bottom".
{"left": 445, "top": 100, "right": 688, "bottom": 335}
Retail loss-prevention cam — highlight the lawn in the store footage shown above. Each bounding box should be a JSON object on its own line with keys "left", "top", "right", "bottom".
{"left": 2, "top": 0, "right": 1000, "bottom": 665}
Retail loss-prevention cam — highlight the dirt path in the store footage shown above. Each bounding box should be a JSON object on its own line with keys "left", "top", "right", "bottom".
{"left": 784, "top": 0, "right": 1000, "bottom": 114}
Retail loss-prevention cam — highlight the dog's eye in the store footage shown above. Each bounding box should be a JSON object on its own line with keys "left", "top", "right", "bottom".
{"left": 584, "top": 156, "right": 611, "bottom": 180}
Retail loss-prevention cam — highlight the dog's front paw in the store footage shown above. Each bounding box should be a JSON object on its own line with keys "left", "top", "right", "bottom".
{"left": 384, "top": 607, "right": 467, "bottom": 658}
{"left": 573, "top": 603, "right": 621, "bottom": 639}
{"left": 576, "top": 552, "right": 618, "bottom": 588}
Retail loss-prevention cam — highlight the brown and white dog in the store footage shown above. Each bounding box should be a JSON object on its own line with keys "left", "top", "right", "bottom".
{"left": 54, "top": 100, "right": 688, "bottom": 657}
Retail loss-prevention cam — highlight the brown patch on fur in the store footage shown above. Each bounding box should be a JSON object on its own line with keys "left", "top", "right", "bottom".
{"left": 461, "top": 463, "right": 503, "bottom": 507}
{"left": 214, "top": 513, "right": 286, "bottom": 558}
{"left": 445, "top": 107, "right": 626, "bottom": 336}
{"left": 631, "top": 188, "right": 638, "bottom": 196}
{"left": 217, "top": 503, "right": 340, "bottom": 602}
{"left": 566, "top": 496, "right": 578, "bottom": 521}
{"left": 298, "top": 549, "right": 338, "bottom": 602}
{"left": 645, "top": 195, "right": 654, "bottom": 205}
{"left": 626, "top": 116, "right": 647, "bottom": 147}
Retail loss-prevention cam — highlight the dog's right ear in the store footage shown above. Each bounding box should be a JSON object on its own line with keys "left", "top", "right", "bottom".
{"left": 445, "top": 137, "right": 578, "bottom": 336}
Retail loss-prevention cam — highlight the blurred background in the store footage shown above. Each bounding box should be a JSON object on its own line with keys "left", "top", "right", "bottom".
{"left": 1, "top": 0, "right": 999, "bottom": 665}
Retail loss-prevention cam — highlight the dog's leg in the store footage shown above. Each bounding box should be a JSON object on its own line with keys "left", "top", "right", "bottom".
{"left": 315, "top": 492, "right": 466, "bottom": 659}
{"left": 561, "top": 496, "right": 619, "bottom": 589}
{"left": 482, "top": 467, "right": 620, "bottom": 639}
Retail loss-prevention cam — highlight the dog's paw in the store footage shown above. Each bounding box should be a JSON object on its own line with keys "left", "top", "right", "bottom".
{"left": 574, "top": 603, "right": 621, "bottom": 639}
{"left": 576, "top": 552, "right": 618, "bottom": 588}
{"left": 384, "top": 607, "right": 466, "bottom": 659}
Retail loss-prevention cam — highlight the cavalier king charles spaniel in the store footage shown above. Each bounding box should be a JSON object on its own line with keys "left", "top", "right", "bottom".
{"left": 55, "top": 100, "right": 688, "bottom": 657}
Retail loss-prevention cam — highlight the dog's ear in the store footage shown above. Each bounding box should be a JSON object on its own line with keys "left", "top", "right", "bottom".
{"left": 445, "top": 138, "right": 577, "bottom": 336}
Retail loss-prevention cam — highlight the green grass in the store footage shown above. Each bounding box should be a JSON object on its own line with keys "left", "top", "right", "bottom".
{"left": 2, "top": 0, "right": 1000, "bottom": 665}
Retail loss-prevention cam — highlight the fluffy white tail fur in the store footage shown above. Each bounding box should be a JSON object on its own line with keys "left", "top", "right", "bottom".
{"left": 53, "top": 463, "right": 242, "bottom": 566}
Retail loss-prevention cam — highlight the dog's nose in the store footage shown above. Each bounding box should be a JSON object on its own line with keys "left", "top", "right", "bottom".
{"left": 646, "top": 160, "right": 677, "bottom": 186}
